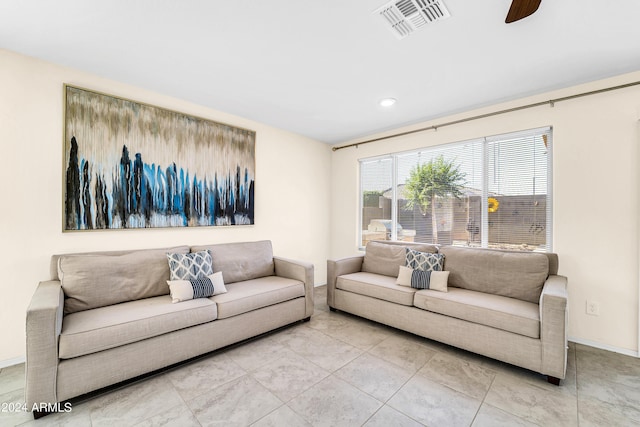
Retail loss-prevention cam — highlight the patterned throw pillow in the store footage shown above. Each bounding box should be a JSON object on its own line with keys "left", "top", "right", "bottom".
{"left": 167, "top": 250, "right": 214, "bottom": 280}
{"left": 405, "top": 248, "right": 444, "bottom": 272}
{"left": 167, "top": 272, "right": 227, "bottom": 303}
{"left": 396, "top": 265, "right": 449, "bottom": 292}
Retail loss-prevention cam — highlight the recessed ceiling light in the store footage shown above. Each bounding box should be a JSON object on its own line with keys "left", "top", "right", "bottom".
{"left": 379, "top": 98, "right": 397, "bottom": 107}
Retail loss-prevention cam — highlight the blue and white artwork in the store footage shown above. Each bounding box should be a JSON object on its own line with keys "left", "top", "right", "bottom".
{"left": 63, "top": 85, "right": 255, "bottom": 230}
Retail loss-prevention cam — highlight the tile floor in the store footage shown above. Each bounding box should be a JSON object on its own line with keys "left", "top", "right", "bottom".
{"left": 2, "top": 285, "right": 640, "bottom": 426}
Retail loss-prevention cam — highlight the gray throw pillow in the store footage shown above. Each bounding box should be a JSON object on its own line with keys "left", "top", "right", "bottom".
{"left": 405, "top": 248, "right": 444, "bottom": 271}
{"left": 167, "top": 250, "right": 213, "bottom": 280}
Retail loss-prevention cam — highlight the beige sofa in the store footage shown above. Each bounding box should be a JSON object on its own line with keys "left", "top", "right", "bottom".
{"left": 26, "top": 240, "right": 313, "bottom": 417}
{"left": 327, "top": 241, "right": 568, "bottom": 384}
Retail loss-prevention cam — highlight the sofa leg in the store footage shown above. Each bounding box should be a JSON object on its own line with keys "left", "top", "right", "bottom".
{"left": 547, "top": 376, "right": 561, "bottom": 386}
{"left": 329, "top": 306, "right": 337, "bottom": 312}
{"left": 302, "top": 317, "right": 311, "bottom": 322}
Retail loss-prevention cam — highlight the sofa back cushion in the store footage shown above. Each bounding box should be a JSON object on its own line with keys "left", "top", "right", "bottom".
{"left": 57, "top": 246, "right": 190, "bottom": 314}
{"left": 545, "top": 253, "right": 559, "bottom": 275}
{"left": 190, "top": 240, "right": 274, "bottom": 284}
{"left": 438, "top": 246, "right": 549, "bottom": 303}
{"left": 362, "top": 241, "right": 438, "bottom": 277}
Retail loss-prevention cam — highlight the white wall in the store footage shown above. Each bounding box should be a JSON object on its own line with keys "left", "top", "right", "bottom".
{"left": 330, "top": 72, "right": 640, "bottom": 355}
{"left": 0, "top": 49, "right": 331, "bottom": 363}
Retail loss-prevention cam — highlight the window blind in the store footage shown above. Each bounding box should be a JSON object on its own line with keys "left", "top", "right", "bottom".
{"left": 360, "top": 157, "right": 393, "bottom": 246}
{"left": 359, "top": 127, "right": 552, "bottom": 252}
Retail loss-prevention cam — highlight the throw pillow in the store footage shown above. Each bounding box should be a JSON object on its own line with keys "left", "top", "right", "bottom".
{"left": 405, "top": 248, "right": 444, "bottom": 272}
{"left": 167, "top": 250, "right": 213, "bottom": 280}
{"left": 427, "top": 271, "right": 449, "bottom": 292}
{"left": 396, "top": 265, "right": 449, "bottom": 292}
{"left": 167, "top": 272, "right": 227, "bottom": 303}
{"left": 396, "top": 265, "right": 414, "bottom": 287}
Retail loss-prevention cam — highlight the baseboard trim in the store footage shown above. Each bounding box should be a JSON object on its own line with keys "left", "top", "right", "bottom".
{"left": 569, "top": 336, "right": 639, "bottom": 358}
{"left": 0, "top": 355, "right": 25, "bottom": 369}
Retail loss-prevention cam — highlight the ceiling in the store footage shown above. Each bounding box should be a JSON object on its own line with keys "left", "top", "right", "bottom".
{"left": 2, "top": 1, "right": 640, "bottom": 144}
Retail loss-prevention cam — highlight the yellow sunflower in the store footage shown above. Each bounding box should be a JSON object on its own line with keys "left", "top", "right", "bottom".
{"left": 488, "top": 197, "right": 499, "bottom": 213}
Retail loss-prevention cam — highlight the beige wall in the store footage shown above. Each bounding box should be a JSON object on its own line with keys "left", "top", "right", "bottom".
{"left": 2, "top": 47, "right": 638, "bottom": 363}
{"left": 0, "top": 49, "right": 331, "bottom": 363}
{"left": 330, "top": 72, "right": 640, "bottom": 355}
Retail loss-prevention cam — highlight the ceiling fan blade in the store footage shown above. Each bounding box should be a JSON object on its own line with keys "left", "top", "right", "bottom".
{"left": 505, "top": 0, "right": 541, "bottom": 23}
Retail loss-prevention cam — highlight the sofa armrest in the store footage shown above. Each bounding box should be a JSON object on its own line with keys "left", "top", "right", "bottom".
{"left": 25, "top": 280, "right": 64, "bottom": 407}
{"left": 274, "top": 257, "right": 315, "bottom": 318}
{"left": 326, "top": 255, "right": 364, "bottom": 308}
{"left": 539, "top": 274, "right": 568, "bottom": 379}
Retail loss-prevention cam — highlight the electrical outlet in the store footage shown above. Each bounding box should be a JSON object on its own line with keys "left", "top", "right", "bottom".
{"left": 586, "top": 300, "right": 600, "bottom": 316}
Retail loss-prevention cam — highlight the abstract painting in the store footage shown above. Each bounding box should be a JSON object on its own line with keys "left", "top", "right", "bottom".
{"left": 63, "top": 85, "right": 255, "bottom": 231}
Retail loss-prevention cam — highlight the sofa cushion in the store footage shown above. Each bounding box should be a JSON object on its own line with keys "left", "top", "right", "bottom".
{"left": 167, "top": 250, "right": 213, "bottom": 280}
{"left": 413, "top": 287, "right": 540, "bottom": 338}
{"left": 167, "top": 272, "right": 227, "bottom": 303}
{"left": 58, "top": 246, "right": 190, "bottom": 313}
{"left": 59, "top": 295, "right": 217, "bottom": 359}
{"left": 211, "top": 276, "right": 304, "bottom": 319}
{"left": 191, "top": 241, "right": 275, "bottom": 284}
{"left": 337, "top": 272, "right": 417, "bottom": 306}
{"left": 362, "top": 241, "right": 438, "bottom": 277}
{"left": 439, "top": 246, "right": 549, "bottom": 304}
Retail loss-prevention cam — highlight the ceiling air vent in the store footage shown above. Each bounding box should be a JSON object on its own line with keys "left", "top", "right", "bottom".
{"left": 375, "top": 0, "right": 450, "bottom": 39}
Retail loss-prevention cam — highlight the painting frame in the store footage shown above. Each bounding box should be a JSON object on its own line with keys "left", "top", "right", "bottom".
{"left": 62, "top": 84, "right": 256, "bottom": 232}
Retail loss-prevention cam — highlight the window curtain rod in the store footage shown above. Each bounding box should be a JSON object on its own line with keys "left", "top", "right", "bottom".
{"left": 332, "top": 80, "right": 640, "bottom": 152}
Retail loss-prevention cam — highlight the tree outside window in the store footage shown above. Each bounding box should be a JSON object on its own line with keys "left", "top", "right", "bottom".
{"left": 403, "top": 155, "right": 466, "bottom": 244}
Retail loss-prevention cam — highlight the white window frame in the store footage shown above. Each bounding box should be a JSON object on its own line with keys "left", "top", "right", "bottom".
{"left": 358, "top": 127, "right": 553, "bottom": 252}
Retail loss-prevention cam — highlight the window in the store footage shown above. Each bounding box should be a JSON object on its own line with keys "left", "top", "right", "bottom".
{"left": 359, "top": 127, "right": 552, "bottom": 252}
{"left": 361, "top": 158, "right": 393, "bottom": 246}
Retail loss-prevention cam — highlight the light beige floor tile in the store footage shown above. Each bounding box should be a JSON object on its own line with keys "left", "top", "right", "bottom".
{"left": 420, "top": 338, "right": 492, "bottom": 363}
{"left": 368, "top": 334, "right": 436, "bottom": 372}
{"left": 313, "top": 285, "right": 328, "bottom": 311}
{"left": 133, "top": 402, "right": 199, "bottom": 427}
{"left": 578, "top": 395, "right": 640, "bottom": 427}
{"left": 481, "top": 356, "right": 576, "bottom": 397}
{"left": 576, "top": 344, "right": 640, "bottom": 388}
{"left": 187, "top": 375, "right": 281, "bottom": 427}
{"left": 0, "top": 363, "right": 25, "bottom": 395}
{"left": 313, "top": 307, "right": 330, "bottom": 315}
{"left": 224, "top": 335, "right": 290, "bottom": 371}
{"left": 166, "top": 352, "right": 246, "bottom": 401}
{"left": 335, "top": 353, "right": 414, "bottom": 402}
{"left": 311, "top": 314, "right": 391, "bottom": 350}
{"left": 89, "top": 377, "right": 183, "bottom": 427}
{"left": 363, "top": 405, "right": 423, "bottom": 427}
{"left": 577, "top": 375, "right": 640, "bottom": 422}
{"left": 419, "top": 351, "right": 496, "bottom": 400}
{"left": 385, "top": 328, "right": 456, "bottom": 352}
{"left": 388, "top": 374, "right": 481, "bottom": 427}
{"left": 288, "top": 376, "right": 382, "bottom": 427}
{"left": 469, "top": 341, "right": 577, "bottom": 393}
{"left": 16, "top": 400, "right": 92, "bottom": 427}
{"left": 274, "top": 326, "right": 363, "bottom": 372}
{"left": 484, "top": 373, "right": 578, "bottom": 427}
{"left": 472, "top": 403, "right": 538, "bottom": 427}
{"left": 251, "top": 405, "right": 311, "bottom": 427}
{"left": 251, "top": 350, "right": 329, "bottom": 402}
{"left": 307, "top": 311, "right": 353, "bottom": 332}
{"left": 0, "top": 388, "right": 33, "bottom": 426}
